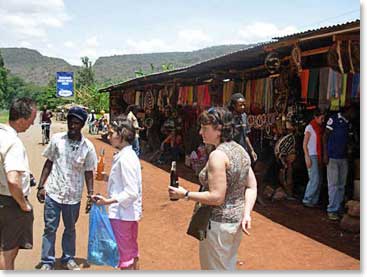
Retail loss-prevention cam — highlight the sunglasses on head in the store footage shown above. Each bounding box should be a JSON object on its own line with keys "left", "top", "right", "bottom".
{"left": 207, "top": 107, "right": 223, "bottom": 125}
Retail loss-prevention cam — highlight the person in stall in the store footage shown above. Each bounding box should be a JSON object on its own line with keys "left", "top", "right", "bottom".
{"left": 156, "top": 129, "right": 184, "bottom": 165}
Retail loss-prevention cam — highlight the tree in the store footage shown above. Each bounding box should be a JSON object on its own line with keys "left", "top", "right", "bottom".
{"left": 76, "top": 56, "right": 95, "bottom": 89}
{"left": 0, "top": 50, "right": 9, "bottom": 108}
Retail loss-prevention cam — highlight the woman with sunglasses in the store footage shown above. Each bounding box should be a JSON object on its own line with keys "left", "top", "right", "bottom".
{"left": 169, "top": 107, "right": 257, "bottom": 270}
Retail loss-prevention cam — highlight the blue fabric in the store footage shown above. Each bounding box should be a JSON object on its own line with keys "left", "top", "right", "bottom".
{"left": 351, "top": 73, "right": 360, "bottom": 98}
{"left": 132, "top": 138, "right": 140, "bottom": 157}
{"left": 302, "top": 155, "right": 321, "bottom": 205}
{"left": 41, "top": 195, "right": 81, "bottom": 265}
{"left": 88, "top": 204, "right": 119, "bottom": 268}
{"left": 326, "top": 114, "right": 350, "bottom": 159}
{"left": 327, "top": 158, "right": 348, "bottom": 213}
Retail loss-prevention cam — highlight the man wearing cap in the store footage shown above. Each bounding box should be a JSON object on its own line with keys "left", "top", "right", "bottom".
{"left": 36, "top": 106, "right": 97, "bottom": 270}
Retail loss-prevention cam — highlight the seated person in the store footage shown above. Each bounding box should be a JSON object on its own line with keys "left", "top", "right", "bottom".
{"left": 156, "top": 129, "right": 184, "bottom": 164}
{"left": 100, "top": 118, "right": 112, "bottom": 141}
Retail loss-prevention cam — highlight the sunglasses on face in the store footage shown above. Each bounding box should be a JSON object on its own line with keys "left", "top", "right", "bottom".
{"left": 207, "top": 107, "right": 223, "bottom": 125}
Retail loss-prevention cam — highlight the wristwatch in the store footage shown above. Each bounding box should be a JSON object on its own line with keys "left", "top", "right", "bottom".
{"left": 184, "top": 190, "right": 190, "bottom": 201}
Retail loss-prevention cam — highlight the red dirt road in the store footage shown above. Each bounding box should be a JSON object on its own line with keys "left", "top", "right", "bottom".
{"left": 14, "top": 119, "right": 360, "bottom": 270}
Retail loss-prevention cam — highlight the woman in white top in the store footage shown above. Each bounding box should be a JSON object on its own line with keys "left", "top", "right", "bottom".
{"left": 302, "top": 108, "right": 325, "bottom": 208}
{"left": 92, "top": 116, "right": 142, "bottom": 270}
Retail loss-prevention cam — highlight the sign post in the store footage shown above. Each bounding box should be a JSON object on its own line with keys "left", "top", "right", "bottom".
{"left": 56, "top": 72, "right": 74, "bottom": 97}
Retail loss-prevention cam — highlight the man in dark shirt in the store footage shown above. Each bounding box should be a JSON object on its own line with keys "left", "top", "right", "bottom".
{"left": 323, "top": 107, "right": 353, "bottom": 221}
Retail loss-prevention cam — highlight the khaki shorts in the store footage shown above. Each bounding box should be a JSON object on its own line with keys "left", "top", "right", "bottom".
{"left": 199, "top": 220, "right": 243, "bottom": 270}
{"left": 0, "top": 195, "right": 33, "bottom": 251}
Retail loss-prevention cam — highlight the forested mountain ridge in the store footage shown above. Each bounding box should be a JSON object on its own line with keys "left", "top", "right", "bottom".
{"left": 1, "top": 44, "right": 252, "bottom": 86}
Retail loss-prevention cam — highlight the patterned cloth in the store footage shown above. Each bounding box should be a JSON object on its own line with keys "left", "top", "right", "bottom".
{"left": 42, "top": 132, "right": 97, "bottom": 205}
{"left": 199, "top": 141, "right": 251, "bottom": 223}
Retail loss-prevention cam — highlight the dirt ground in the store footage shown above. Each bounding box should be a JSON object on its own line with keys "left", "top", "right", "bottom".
{"left": 14, "top": 117, "right": 360, "bottom": 270}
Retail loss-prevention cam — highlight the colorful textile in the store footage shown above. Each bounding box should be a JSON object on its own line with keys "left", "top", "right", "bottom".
{"left": 197, "top": 85, "right": 211, "bottom": 107}
{"left": 318, "top": 67, "right": 331, "bottom": 109}
{"left": 351, "top": 73, "right": 360, "bottom": 98}
{"left": 300, "top": 70, "right": 310, "bottom": 101}
{"left": 307, "top": 68, "right": 319, "bottom": 99}
{"left": 310, "top": 119, "right": 324, "bottom": 163}
{"left": 223, "top": 81, "right": 234, "bottom": 105}
{"left": 187, "top": 86, "right": 194, "bottom": 105}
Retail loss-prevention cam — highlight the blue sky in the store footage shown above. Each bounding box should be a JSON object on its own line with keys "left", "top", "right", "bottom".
{"left": 0, "top": 0, "right": 360, "bottom": 66}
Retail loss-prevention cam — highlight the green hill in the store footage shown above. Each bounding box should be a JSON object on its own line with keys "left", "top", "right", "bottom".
{"left": 1, "top": 48, "right": 78, "bottom": 86}
{"left": 1, "top": 44, "right": 252, "bottom": 86}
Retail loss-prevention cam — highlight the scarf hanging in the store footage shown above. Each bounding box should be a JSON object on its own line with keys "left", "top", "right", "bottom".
{"left": 310, "top": 119, "right": 324, "bottom": 162}
{"left": 300, "top": 69, "right": 310, "bottom": 102}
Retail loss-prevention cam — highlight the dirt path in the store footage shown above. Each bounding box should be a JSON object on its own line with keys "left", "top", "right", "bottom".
{"left": 14, "top": 116, "right": 360, "bottom": 270}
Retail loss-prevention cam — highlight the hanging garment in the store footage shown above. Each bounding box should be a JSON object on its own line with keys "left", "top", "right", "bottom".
{"left": 346, "top": 73, "right": 353, "bottom": 106}
{"left": 300, "top": 69, "right": 310, "bottom": 102}
{"left": 351, "top": 73, "right": 360, "bottom": 98}
{"left": 245, "top": 80, "right": 252, "bottom": 108}
{"left": 318, "top": 67, "right": 331, "bottom": 109}
{"left": 135, "top": 91, "right": 141, "bottom": 106}
{"left": 202, "top": 85, "right": 211, "bottom": 107}
{"left": 340, "top": 74, "right": 347, "bottom": 107}
{"left": 187, "top": 86, "right": 193, "bottom": 105}
{"left": 307, "top": 68, "right": 320, "bottom": 100}
{"left": 222, "top": 81, "right": 234, "bottom": 105}
{"left": 329, "top": 70, "right": 342, "bottom": 98}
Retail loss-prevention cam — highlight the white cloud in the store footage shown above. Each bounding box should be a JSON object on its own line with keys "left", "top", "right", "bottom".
{"left": 20, "top": 41, "right": 32, "bottom": 48}
{"left": 0, "top": 0, "right": 69, "bottom": 39}
{"left": 238, "top": 22, "right": 298, "bottom": 43}
{"left": 64, "top": 41, "right": 74, "bottom": 48}
{"left": 86, "top": 36, "right": 99, "bottom": 47}
{"left": 126, "top": 38, "right": 174, "bottom": 53}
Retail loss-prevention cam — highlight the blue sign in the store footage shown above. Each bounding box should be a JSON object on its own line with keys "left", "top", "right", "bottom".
{"left": 56, "top": 72, "right": 74, "bottom": 97}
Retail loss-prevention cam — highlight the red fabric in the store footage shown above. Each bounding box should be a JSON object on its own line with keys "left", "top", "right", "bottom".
{"left": 300, "top": 70, "right": 310, "bottom": 101}
{"left": 310, "top": 118, "right": 324, "bottom": 162}
{"left": 197, "top": 85, "right": 210, "bottom": 107}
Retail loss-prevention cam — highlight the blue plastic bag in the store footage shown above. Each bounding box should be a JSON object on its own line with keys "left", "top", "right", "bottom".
{"left": 87, "top": 203, "right": 120, "bottom": 267}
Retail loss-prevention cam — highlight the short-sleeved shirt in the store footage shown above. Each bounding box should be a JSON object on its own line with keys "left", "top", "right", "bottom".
{"left": 0, "top": 124, "right": 31, "bottom": 197}
{"left": 326, "top": 113, "right": 352, "bottom": 159}
{"left": 232, "top": 113, "right": 250, "bottom": 150}
{"left": 304, "top": 124, "right": 317, "bottom": 156}
{"left": 127, "top": 111, "right": 140, "bottom": 138}
{"left": 42, "top": 132, "right": 97, "bottom": 204}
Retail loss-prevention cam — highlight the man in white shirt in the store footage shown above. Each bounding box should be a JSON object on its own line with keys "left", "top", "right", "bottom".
{"left": 36, "top": 106, "right": 97, "bottom": 270}
{"left": 0, "top": 98, "right": 37, "bottom": 270}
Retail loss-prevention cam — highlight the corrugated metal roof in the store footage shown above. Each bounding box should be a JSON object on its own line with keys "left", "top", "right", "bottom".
{"left": 99, "top": 19, "right": 360, "bottom": 92}
{"left": 273, "top": 19, "right": 360, "bottom": 40}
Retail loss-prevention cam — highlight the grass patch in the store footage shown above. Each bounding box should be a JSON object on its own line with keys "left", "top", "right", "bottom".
{"left": 0, "top": 111, "right": 8, "bottom": 123}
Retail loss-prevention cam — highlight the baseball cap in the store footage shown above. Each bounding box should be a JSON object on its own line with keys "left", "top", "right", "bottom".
{"left": 67, "top": 106, "right": 88, "bottom": 124}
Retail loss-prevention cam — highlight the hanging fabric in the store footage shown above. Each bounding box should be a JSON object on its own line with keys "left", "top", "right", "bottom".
{"left": 187, "top": 86, "right": 194, "bottom": 105}
{"left": 351, "top": 73, "right": 360, "bottom": 98}
{"left": 318, "top": 67, "right": 331, "bottom": 109}
{"left": 245, "top": 80, "right": 252, "bottom": 110}
{"left": 307, "top": 68, "right": 320, "bottom": 100}
{"left": 222, "top": 81, "right": 234, "bottom": 105}
{"left": 135, "top": 91, "right": 141, "bottom": 105}
{"left": 300, "top": 69, "right": 310, "bottom": 102}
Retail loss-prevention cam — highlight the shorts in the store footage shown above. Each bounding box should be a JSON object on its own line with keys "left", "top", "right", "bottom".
{"left": 110, "top": 219, "right": 139, "bottom": 268}
{"left": 0, "top": 195, "right": 34, "bottom": 251}
{"left": 199, "top": 220, "right": 243, "bottom": 270}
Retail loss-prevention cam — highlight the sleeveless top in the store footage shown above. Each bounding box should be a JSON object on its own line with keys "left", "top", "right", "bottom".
{"left": 198, "top": 141, "right": 251, "bottom": 223}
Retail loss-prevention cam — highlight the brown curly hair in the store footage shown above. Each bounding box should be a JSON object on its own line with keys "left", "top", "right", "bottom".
{"left": 198, "top": 106, "right": 233, "bottom": 143}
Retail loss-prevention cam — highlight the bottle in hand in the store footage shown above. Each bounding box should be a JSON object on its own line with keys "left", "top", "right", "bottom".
{"left": 170, "top": 161, "right": 179, "bottom": 201}
{"left": 96, "top": 148, "right": 105, "bottom": 181}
